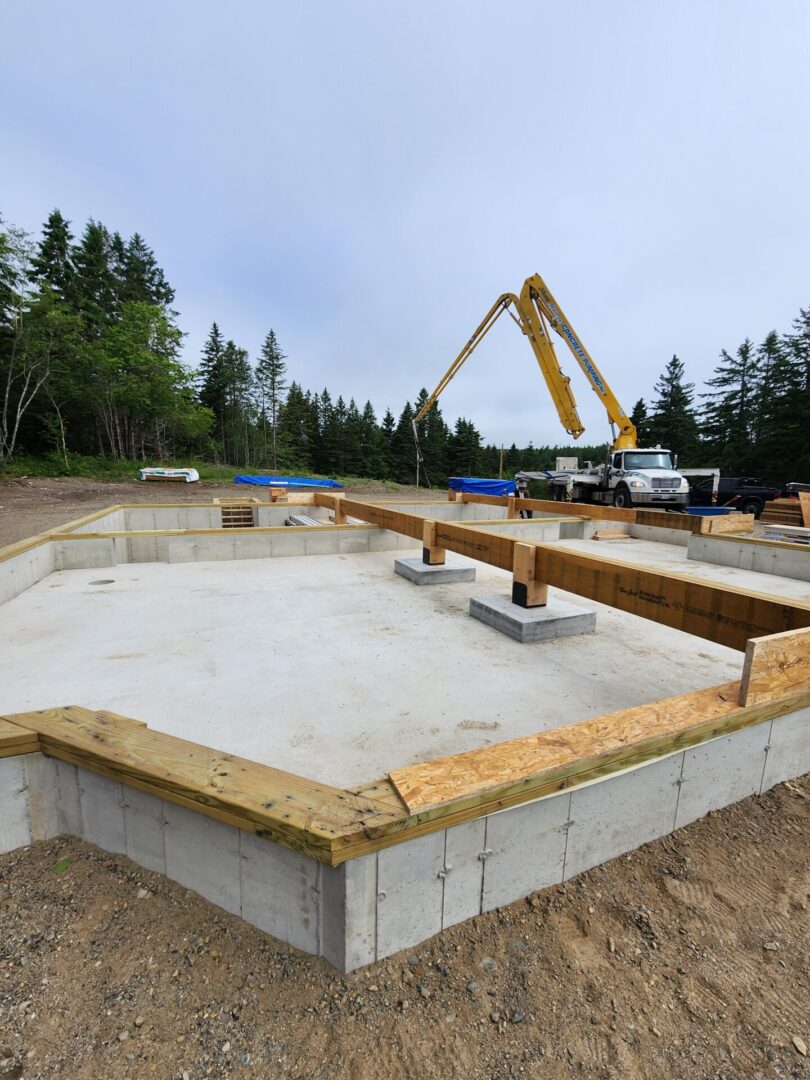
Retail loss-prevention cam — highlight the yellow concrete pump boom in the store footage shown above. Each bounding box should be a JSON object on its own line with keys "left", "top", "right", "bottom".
{"left": 413, "top": 273, "right": 638, "bottom": 451}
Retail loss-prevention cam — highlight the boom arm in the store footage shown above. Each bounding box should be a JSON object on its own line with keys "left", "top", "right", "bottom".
{"left": 414, "top": 273, "right": 637, "bottom": 451}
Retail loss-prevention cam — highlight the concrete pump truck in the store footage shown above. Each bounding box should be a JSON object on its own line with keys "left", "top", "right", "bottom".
{"left": 412, "top": 273, "right": 689, "bottom": 510}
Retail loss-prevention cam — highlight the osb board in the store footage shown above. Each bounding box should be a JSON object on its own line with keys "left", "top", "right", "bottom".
{"left": 739, "top": 626, "right": 810, "bottom": 706}
{"left": 388, "top": 681, "right": 810, "bottom": 815}
{"left": 702, "top": 513, "right": 756, "bottom": 535}
{"left": 0, "top": 707, "right": 400, "bottom": 863}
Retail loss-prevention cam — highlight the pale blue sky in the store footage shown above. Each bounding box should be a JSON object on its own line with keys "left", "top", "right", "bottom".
{"left": 3, "top": 1, "right": 809, "bottom": 446}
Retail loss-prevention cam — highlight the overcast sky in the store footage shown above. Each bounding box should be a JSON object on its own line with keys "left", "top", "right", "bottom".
{"left": 4, "top": 1, "right": 809, "bottom": 447}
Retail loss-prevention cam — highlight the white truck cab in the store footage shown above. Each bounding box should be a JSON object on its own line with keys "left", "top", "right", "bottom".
{"left": 518, "top": 448, "right": 690, "bottom": 510}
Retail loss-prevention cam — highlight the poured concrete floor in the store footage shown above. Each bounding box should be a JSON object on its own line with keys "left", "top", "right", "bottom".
{"left": 0, "top": 548, "right": 760, "bottom": 786}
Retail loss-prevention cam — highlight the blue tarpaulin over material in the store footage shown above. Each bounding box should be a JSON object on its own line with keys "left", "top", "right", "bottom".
{"left": 233, "top": 475, "right": 344, "bottom": 489}
{"left": 448, "top": 477, "right": 516, "bottom": 496}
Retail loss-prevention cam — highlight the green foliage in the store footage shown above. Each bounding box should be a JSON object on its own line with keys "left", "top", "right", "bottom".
{"left": 647, "top": 354, "right": 699, "bottom": 461}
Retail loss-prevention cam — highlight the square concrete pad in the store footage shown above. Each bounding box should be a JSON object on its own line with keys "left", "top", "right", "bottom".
{"left": 394, "top": 557, "right": 476, "bottom": 585}
{"left": 469, "top": 594, "right": 596, "bottom": 643}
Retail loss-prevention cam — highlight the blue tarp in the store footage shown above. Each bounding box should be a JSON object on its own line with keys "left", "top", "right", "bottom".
{"left": 448, "top": 477, "right": 516, "bottom": 496}
{"left": 233, "top": 475, "right": 344, "bottom": 489}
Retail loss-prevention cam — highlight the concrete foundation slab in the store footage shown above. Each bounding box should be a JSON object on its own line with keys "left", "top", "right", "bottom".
{"left": 394, "top": 557, "right": 476, "bottom": 585}
{"left": 469, "top": 594, "right": 597, "bottom": 643}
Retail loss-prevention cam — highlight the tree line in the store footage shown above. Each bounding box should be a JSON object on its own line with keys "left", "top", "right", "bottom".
{"left": 2, "top": 207, "right": 808, "bottom": 485}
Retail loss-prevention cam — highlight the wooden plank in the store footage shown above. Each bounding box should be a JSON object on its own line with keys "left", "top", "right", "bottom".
{"left": 349, "top": 778, "right": 408, "bottom": 811}
{"left": 530, "top": 542, "right": 810, "bottom": 651}
{"left": 702, "top": 513, "right": 755, "bottom": 535}
{"left": 315, "top": 494, "right": 425, "bottom": 541}
{"left": 800, "top": 491, "right": 810, "bottom": 528}
{"left": 0, "top": 717, "right": 39, "bottom": 757}
{"left": 507, "top": 496, "right": 636, "bottom": 524}
{"left": 386, "top": 682, "right": 810, "bottom": 817}
{"left": 0, "top": 707, "right": 401, "bottom": 863}
{"left": 739, "top": 626, "right": 810, "bottom": 705}
{"left": 635, "top": 509, "right": 699, "bottom": 533}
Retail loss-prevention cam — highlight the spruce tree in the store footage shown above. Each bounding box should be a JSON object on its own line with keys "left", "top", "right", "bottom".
{"left": 700, "top": 340, "right": 759, "bottom": 472}
{"left": 72, "top": 220, "right": 116, "bottom": 337}
{"left": 629, "top": 398, "right": 651, "bottom": 445}
{"left": 390, "top": 402, "right": 416, "bottom": 483}
{"left": 647, "top": 355, "right": 698, "bottom": 461}
{"left": 448, "top": 417, "right": 482, "bottom": 477}
{"left": 255, "top": 329, "right": 287, "bottom": 469}
{"left": 121, "top": 233, "right": 175, "bottom": 307}
{"left": 31, "top": 209, "right": 75, "bottom": 300}
{"left": 380, "top": 408, "right": 396, "bottom": 479}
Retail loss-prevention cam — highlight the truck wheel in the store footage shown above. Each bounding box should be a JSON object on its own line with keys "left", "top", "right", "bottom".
{"left": 739, "top": 497, "right": 762, "bottom": 517}
{"left": 613, "top": 487, "right": 633, "bottom": 509}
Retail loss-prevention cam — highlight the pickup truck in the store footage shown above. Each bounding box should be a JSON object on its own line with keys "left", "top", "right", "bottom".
{"left": 689, "top": 476, "right": 781, "bottom": 518}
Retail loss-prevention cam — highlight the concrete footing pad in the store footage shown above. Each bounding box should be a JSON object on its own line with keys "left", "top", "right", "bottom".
{"left": 394, "top": 557, "right": 476, "bottom": 585}
{"left": 469, "top": 594, "right": 596, "bottom": 643}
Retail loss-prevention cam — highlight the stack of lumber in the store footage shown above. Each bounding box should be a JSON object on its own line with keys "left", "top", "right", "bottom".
{"left": 761, "top": 498, "right": 804, "bottom": 526}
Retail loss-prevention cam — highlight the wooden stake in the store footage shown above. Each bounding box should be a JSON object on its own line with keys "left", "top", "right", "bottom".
{"left": 511, "top": 542, "right": 548, "bottom": 607}
{"left": 333, "top": 496, "right": 346, "bottom": 525}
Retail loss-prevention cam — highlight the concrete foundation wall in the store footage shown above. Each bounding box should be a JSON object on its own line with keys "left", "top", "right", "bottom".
{"left": 41, "top": 526, "right": 420, "bottom": 573}
{"left": 687, "top": 533, "right": 810, "bottom": 581}
{"left": 124, "top": 507, "right": 221, "bottom": 531}
{"left": 0, "top": 542, "right": 55, "bottom": 604}
{"left": 629, "top": 523, "right": 691, "bottom": 547}
{"left": 3, "top": 705, "right": 807, "bottom": 971}
{"left": 71, "top": 509, "right": 127, "bottom": 534}
{"left": 470, "top": 519, "right": 583, "bottom": 541}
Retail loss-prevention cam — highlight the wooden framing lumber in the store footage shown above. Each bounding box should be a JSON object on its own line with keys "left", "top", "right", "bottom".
{"left": 800, "top": 491, "right": 810, "bottom": 528}
{"left": 387, "top": 681, "right": 810, "bottom": 817}
{"left": 527, "top": 542, "right": 810, "bottom": 651}
{"left": 461, "top": 492, "right": 636, "bottom": 524}
{"left": 0, "top": 706, "right": 401, "bottom": 864}
{"left": 422, "top": 520, "right": 446, "bottom": 565}
{"left": 511, "top": 541, "right": 548, "bottom": 607}
{"left": 739, "top": 626, "right": 810, "bottom": 706}
{"left": 0, "top": 717, "right": 39, "bottom": 758}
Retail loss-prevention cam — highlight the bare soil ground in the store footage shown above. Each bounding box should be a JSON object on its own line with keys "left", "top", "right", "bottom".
{"left": 0, "top": 778, "right": 808, "bottom": 1080}
{"left": 0, "top": 476, "right": 438, "bottom": 549}
{"left": 1, "top": 477, "right": 808, "bottom": 1078}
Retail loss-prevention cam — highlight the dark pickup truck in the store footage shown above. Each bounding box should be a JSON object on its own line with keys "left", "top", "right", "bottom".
{"left": 689, "top": 476, "right": 781, "bottom": 518}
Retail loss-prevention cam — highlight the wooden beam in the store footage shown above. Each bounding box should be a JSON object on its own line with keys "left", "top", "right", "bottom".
{"left": 422, "top": 520, "right": 445, "bottom": 565}
{"left": 800, "top": 491, "right": 810, "bottom": 528}
{"left": 512, "top": 541, "right": 548, "bottom": 607}
{"left": 739, "top": 626, "right": 810, "bottom": 705}
{"left": 529, "top": 542, "right": 810, "bottom": 652}
{"left": 462, "top": 492, "right": 636, "bottom": 524}
{"left": 386, "top": 682, "right": 810, "bottom": 818}
{"left": 0, "top": 707, "right": 401, "bottom": 864}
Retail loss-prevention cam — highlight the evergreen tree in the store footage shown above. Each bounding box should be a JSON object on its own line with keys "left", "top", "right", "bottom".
{"left": 647, "top": 354, "right": 699, "bottom": 461}
{"left": 700, "top": 339, "right": 759, "bottom": 471}
{"left": 629, "top": 398, "right": 651, "bottom": 445}
{"left": 359, "top": 400, "right": 385, "bottom": 477}
{"left": 380, "top": 408, "right": 396, "bottom": 479}
{"left": 31, "top": 209, "right": 75, "bottom": 300}
{"left": 72, "top": 220, "right": 116, "bottom": 337}
{"left": 197, "top": 323, "right": 228, "bottom": 447}
{"left": 413, "top": 388, "right": 449, "bottom": 486}
{"left": 121, "top": 233, "right": 175, "bottom": 307}
{"left": 255, "top": 329, "right": 287, "bottom": 469}
{"left": 448, "top": 417, "right": 482, "bottom": 477}
{"left": 758, "top": 310, "right": 810, "bottom": 481}
{"left": 278, "top": 381, "right": 313, "bottom": 468}
{"left": 390, "top": 402, "right": 416, "bottom": 483}
{"left": 221, "top": 339, "right": 254, "bottom": 466}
